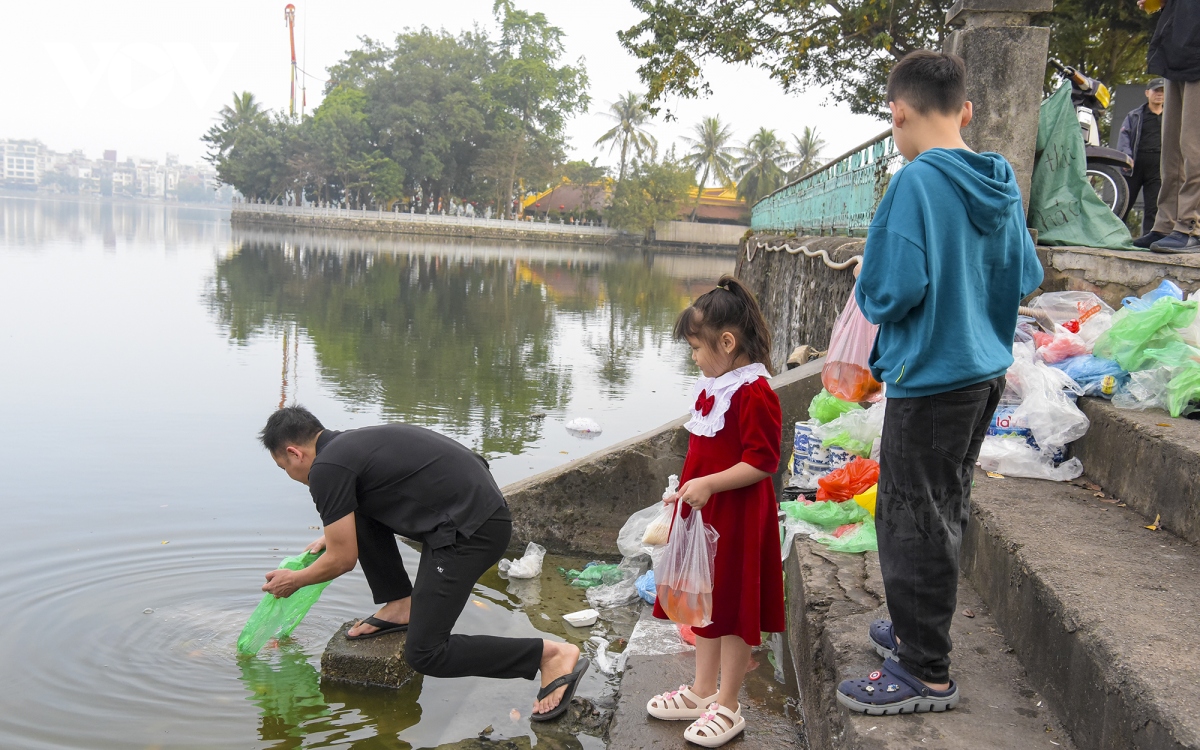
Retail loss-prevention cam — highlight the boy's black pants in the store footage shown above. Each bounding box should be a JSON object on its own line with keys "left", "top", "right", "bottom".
{"left": 355, "top": 505, "right": 544, "bottom": 680}
{"left": 876, "top": 377, "right": 1004, "bottom": 683}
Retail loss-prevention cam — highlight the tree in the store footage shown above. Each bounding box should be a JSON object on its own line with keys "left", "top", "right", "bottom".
{"left": 488, "top": 0, "right": 589, "bottom": 217}
{"left": 563, "top": 158, "right": 609, "bottom": 217}
{"left": 1041, "top": 0, "right": 1157, "bottom": 90}
{"left": 790, "top": 126, "right": 826, "bottom": 179}
{"left": 607, "top": 153, "right": 695, "bottom": 238}
{"left": 735, "top": 127, "right": 790, "bottom": 206}
{"left": 618, "top": 0, "right": 952, "bottom": 117}
{"left": 594, "top": 91, "right": 657, "bottom": 183}
{"left": 680, "top": 115, "right": 736, "bottom": 221}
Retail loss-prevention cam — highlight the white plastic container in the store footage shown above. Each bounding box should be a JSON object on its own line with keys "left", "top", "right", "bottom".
{"left": 562, "top": 608, "right": 599, "bottom": 628}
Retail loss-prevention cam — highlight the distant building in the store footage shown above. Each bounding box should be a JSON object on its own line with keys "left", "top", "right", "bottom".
{"left": 2, "top": 139, "right": 45, "bottom": 189}
{"left": 682, "top": 186, "right": 750, "bottom": 225}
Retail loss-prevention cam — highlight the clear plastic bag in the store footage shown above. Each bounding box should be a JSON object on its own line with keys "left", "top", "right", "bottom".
{"left": 1006, "top": 344, "right": 1090, "bottom": 450}
{"left": 1037, "top": 329, "right": 1090, "bottom": 363}
{"left": 642, "top": 476, "right": 678, "bottom": 546}
{"left": 1028, "top": 291, "right": 1114, "bottom": 346}
{"left": 821, "top": 289, "right": 883, "bottom": 403}
{"left": 813, "top": 400, "right": 886, "bottom": 457}
{"left": 655, "top": 501, "right": 719, "bottom": 628}
{"left": 977, "top": 436, "right": 1083, "bottom": 481}
{"left": 237, "top": 551, "right": 331, "bottom": 655}
{"left": 498, "top": 542, "right": 546, "bottom": 579}
{"left": 618, "top": 476, "right": 679, "bottom": 557}
{"left": 1112, "top": 367, "right": 1173, "bottom": 411}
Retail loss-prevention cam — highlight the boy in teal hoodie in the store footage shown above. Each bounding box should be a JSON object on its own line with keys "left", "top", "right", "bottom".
{"left": 836, "top": 51, "right": 1043, "bottom": 715}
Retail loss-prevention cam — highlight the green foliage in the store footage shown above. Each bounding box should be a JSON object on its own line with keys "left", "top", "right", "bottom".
{"left": 607, "top": 153, "right": 696, "bottom": 238}
{"left": 201, "top": 3, "right": 587, "bottom": 213}
{"left": 680, "top": 115, "right": 736, "bottom": 221}
{"left": 595, "top": 91, "right": 658, "bottom": 182}
{"left": 790, "top": 126, "right": 827, "bottom": 179}
{"left": 735, "top": 128, "right": 790, "bottom": 205}
{"left": 1040, "top": 0, "right": 1157, "bottom": 90}
{"left": 618, "top": 0, "right": 952, "bottom": 118}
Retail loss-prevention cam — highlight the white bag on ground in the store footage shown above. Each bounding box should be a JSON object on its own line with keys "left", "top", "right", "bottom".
{"left": 978, "top": 436, "right": 1083, "bottom": 481}
{"left": 1007, "top": 344, "right": 1089, "bottom": 450}
{"left": 498, "top": 542, "right": 546, "bottom": 579}
{"left": 586, "top": 558, "right": 645, "bottom": 609}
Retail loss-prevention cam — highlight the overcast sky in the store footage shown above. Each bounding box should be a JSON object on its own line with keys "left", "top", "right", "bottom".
{"left": 1, "top": 0, "right": 886, "bottom": 176}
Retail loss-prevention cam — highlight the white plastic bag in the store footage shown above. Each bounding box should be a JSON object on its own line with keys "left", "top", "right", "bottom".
{"left": 655, "top": 501, "right": 719, "bottom": 628}
{"left": 497, "top": 542, "right": 546, "bottom": 579}
{"left": 617, "top": 505, "right": 661, "bottom": 559}
{"left": 1112, "top": 367, "right": 1173, "bottom": 411}
{"left": 812, "top": 400, "right": 886, "bottom": 457}
{"left": 1007, "top": 344, "right": 1090, "bottom": 450}
{"left": 1028, "top": 291, "right": 1114, "bottom": 346}
{"left": 642, "top": 476, "right": 679, "bottom": 546}
{"left": 978, "top": 436, "right": 1083, "bottom": 481}
{"left": 585, "top": 558, "right": 644, "bottom": 609}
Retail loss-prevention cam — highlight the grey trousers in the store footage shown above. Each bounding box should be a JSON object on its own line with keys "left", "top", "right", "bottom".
{"left": 1154, "top": 79, "right": 1200, "bottom": 237}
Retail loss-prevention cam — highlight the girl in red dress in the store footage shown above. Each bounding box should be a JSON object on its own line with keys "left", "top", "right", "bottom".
{"left": 646, "top": 275, "right": 785, "bottom": 747}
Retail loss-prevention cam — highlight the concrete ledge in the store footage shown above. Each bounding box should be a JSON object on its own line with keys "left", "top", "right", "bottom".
{"left": 320, "top": 621, "right": 416, "bottom": 689}
{"left": 1037, "top": 245, "right": 1200, "bottom": 308}
{"left": 1071, "top": 398, "right": 1200, "bottom": 545}
{"left": 502, "top": 359, "right": 826, "bottom": 555}
{"left": 785, "top": 539, "right": 1073, "bottom": 749}
{"left": 964, "top": 475, "right": 1200, "bottom": 749}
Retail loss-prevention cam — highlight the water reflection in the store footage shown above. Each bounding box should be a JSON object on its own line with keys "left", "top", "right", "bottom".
{"left": 208, "top": 229, "right": 727, "bottom": 457}
{"left": 0, "top": 194, "right": 229, "bottom": 249}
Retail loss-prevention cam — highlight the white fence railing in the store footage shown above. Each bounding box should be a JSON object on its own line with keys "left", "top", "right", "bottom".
{"left": 232, "top": 202, "right": 622, "bottom": 237}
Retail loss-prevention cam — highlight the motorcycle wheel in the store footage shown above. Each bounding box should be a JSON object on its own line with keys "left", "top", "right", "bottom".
{"left": 1086, "top": 163, "right": 1130, "bottom": 217}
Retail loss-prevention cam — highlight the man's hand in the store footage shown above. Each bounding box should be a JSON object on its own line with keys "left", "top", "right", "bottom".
{"left": 675, "top": 477, "right": 714, "bottom": 510}
{"left": 305, "top": 535, "right": 326, "bottom": 554}
{"left": 263, "top": 568, "right": 304, "bottom": 599}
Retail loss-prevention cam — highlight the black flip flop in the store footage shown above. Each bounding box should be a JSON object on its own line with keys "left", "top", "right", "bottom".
{"left": 345, "top": 615, "right": 409, "bottom": 640}
{"left": 530, "top": 657, "right": 590, "bottom": 722}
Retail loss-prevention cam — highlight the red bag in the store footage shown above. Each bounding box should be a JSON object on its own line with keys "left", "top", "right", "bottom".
{"left": 817, "top": 458, "right": 880, "bottom": 501}
{"left": 822, "top": 288, "right": 882, "bottom": 403}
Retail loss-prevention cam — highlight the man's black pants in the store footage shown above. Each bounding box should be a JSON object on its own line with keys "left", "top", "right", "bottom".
{"left": 1126, "top": 158, "right": 1162, "bottom": 235}
{"left": 355, "top": 505, "right": 544, "bottom": 680}
{"left": 876, "top": 377, "right": 1004, "bottom": 683}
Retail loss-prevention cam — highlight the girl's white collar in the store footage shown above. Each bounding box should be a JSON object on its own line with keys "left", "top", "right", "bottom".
{"left": 684, "top": 362, "right": 771, "bottom": 437}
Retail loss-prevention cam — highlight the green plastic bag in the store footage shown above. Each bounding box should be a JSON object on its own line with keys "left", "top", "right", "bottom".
{"left": 566, "top": 564, "right": 623, "bottom": 588}
{"left": 1168, "top": 364, "right": 1200, "bottom": 418}
{"left": 1028, "top": 84, "right": 1133, "bottom": 250}
{"left": 780, "top": 500, "right": 869, "bottom": 529}
{"left": 1093, "top": 298, "right": 1198, "bottom": 372}
{"left": 808, "top": 389, "right": 863, "bottom": 425}
{"left": 820, "top": 518, "right": 878, "bottom": 554}
{"left": 237, "top": 550, "right": 331, "bottom": 655}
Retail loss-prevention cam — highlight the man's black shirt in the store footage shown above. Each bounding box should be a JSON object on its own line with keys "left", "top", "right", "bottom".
{"left": 1139, "top": 110, "right": 1162, "bottom": 158}
{"left": 309, "top": 425, "right": 506, "bottom": 549}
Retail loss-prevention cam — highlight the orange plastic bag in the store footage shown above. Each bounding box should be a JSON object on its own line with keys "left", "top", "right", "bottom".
{"left": 817, "top": 457, "right": 881, "bottom": 502}
{"left": 822, "top": 289, "right": 882, "bottom": 403}
{"left": 655, "top": 502, "right": 720, "bottom": 628}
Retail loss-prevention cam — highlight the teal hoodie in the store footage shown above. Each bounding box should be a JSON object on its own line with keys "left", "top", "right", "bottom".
{"left": 855, "top": 148, "right": 1043, "bottom": 398}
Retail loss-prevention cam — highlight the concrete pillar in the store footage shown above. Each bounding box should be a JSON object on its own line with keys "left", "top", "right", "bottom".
{"left": 944, "top": 0, "right": 1053, "bottom": 211}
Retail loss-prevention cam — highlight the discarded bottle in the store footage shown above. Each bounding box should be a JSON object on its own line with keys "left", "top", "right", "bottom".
{"left": 236, "top": 550, "right": 331, "bottom": 655}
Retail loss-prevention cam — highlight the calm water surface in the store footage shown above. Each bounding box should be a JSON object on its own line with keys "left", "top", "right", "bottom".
{"left": 0, "top": 196, "right": 733, "bottom": 749}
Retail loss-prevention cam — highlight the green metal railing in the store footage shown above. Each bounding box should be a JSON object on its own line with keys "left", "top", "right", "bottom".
{"left": 751, "top": 129, "right": 906, "bottom": 237}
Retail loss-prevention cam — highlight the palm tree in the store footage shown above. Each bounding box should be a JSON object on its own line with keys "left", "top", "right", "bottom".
{"left": 735, "top": 128, "right": 791, "bottom": 206}
{"left": 203, "top": 91, "right": 267, "bottom": 164}
{"left": 680, "top": 116, "right": 737, "bottom": 221}
{"left": 594, "top": 92, "right": 657, "bottom": 183}
{"left": 790, "top": 126, "right": 827, "bottom": 180}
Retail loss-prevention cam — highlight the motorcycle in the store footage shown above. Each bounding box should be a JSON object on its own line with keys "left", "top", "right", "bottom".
{"left": 1049, "top": 59, "right": 1134, "bottom": 217}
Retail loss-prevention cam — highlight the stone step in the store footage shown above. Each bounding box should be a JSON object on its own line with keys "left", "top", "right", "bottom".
{"left": 1071, "top": 397, "right": 1200, "bottom": 545}
{"left": 784, "top": 539, "right": 1075, "bottom": 750}
{"left": 965, "top": 473, "right": 1200, "bottom": 749}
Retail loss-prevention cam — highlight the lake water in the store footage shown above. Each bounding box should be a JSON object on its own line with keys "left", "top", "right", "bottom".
{"left": 0, "top": 196, "right": 734, "bottom": 749}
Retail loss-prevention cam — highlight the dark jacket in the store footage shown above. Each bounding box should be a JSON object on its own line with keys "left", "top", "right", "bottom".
{"left": 1148, "top": 0, "right": 1200, "bottom": 82}
{"left": 1117, "top": 103, "right": 1158, "bottom": 175}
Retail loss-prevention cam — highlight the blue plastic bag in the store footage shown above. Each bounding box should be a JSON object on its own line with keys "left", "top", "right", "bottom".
{"left": 635, "top": 570, "right": 656, "bottom": 605}
{"left": 1123, "top": 279, "right": 1185, "bottom": 312}
{"left": 1050, "top": 355, "right": 1128, "bottom": 398}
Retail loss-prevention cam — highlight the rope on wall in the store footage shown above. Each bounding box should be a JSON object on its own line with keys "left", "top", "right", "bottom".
{"left": 745, "top": 237, "right": 863, "bottom": 271}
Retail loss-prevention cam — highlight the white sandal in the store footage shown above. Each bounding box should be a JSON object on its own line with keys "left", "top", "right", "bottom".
{"left": 646, "top": 685, "right": 719, "bottom": 720}
{"left": 684, "top": 702, "right": 745, "bottom": 748}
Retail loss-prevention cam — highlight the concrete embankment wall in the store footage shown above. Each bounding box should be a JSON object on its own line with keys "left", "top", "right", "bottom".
{"left": 1037, "top": 245, "right": 1200, "bottom": 307}
{"left": 736, "top": 235, "right": 862, "bottom": 374}
{"left": 501, "top": 359, "right": 825, "bottom": 556}
{"left": 653, "top": 220, "right": 747, "bottom": 249}
{"left": 230, "top": 209, "right": 642, "bottom": 248}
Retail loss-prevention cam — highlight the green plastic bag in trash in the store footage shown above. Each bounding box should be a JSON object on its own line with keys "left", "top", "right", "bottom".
{"left": 808, "top": 389, "right": 863, "bottom": 425}
{"left": 1028, "top": 84, "right": 1133, "bottom": 251}
{"left": 781, "top": 500, "right": 869, "bottom": 529}
{"left": 819, "top": 518, "right": 879, "bottom": 554}
{"left": 1168, "top": 364, "right": 1200, "bottom": 418}
{"left": 1093, "top": 298, "right": 1198, "bottom": 372}
{"left": 566, "top": 564, "right": 623, "bottom": 588}
{"left": 237, "top": 550, "right": 331, "bottom": 655}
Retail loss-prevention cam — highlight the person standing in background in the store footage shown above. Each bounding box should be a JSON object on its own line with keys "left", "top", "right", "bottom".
{"left": 1138, "top": 0, "right": 1200, "bottom": 253}
{"left": 1122, "top": 79, "right": 1166, "bottom": 244}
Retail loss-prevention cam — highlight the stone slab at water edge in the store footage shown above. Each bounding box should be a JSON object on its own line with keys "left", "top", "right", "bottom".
{"left": 321, "top": 621, "right": 416, "bottom": 689}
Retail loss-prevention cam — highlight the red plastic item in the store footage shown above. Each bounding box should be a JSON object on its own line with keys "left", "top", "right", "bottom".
{"left": 678, "top": 624, "right": 696, "bottom": 645}
{"left": 1032, "top": 331, "right": 1055, "bottom": 348}
{"left": 817, "top": 457, "right": 881, "bottom": 502}
{"left": 1063, "top": 319, "right": 1080, "bottom": 333}
{"left": 833, "top": 523, "right": 859, "bottom": 538}
{"left": 821, "top": 289, "right": 883, "bottom": 403}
